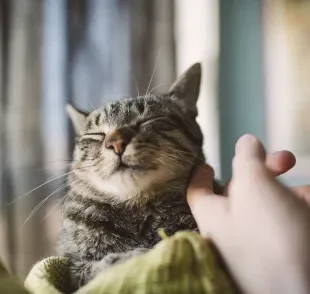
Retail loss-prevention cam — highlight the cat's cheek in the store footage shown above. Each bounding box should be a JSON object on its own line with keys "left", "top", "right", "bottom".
{"left": 99, "top": 159, "right": 119, "bottom": 176}
{"left": 100, "top": 148, "right": 119, "bottom": 162}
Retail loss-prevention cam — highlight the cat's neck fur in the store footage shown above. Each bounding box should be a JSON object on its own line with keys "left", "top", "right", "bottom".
{"left": 67, "top": 171, "right": 189, "bottom": 207}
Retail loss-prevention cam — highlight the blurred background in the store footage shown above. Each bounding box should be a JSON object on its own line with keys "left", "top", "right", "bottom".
{"left": 0, "top": 0, "right": 309, "bottom": 279}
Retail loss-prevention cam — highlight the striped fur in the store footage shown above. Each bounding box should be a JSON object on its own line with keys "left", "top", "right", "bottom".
{"left": 58, "top": 63, "right": 221, "bottom": 291}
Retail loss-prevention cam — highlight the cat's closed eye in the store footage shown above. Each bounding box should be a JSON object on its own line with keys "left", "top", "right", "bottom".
{"left": 139, "top": 116, "right": 177, "bottom": 132}
{"left": 85, "top": 132, "right": 105, "bottom": 136}
{"left": 138, "top": 116, "right": 169, "bottom": 127}
{"left": 82, "top": 132, "right": 105, "bottom": 141}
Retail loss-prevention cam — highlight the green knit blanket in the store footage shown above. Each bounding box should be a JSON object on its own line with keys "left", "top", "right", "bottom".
{"left": 0, "top": 231, "right": 239, "bottom": 294}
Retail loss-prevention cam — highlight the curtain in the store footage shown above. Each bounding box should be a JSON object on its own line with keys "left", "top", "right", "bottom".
{"left": 0, "top": 0, "right": 175, "bottom": 279}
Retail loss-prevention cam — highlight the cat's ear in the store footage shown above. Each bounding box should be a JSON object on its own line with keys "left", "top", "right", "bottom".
{"left": 66, "top": 104, "right": 89, "bottom": 135}
{"left": 169, "top": 63, "right": 201, "bottom": 118}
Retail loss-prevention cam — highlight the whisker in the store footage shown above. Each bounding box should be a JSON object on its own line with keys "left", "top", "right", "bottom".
{"left": 132, "top": 75, "right": 140, "bottom": 97}
{"left": 145, "top": 48, "right": 161, "bottom": 97}
{"left": 33, "top": 158, "right": 95, "bottom": 172}
{"left": 28, "top": 158, "right": 95, "bottom": 172}
{"left": 34, "top": 165, "right": 71, "bottom": 172}
{"left": 6, "top": 178, "right": 66, "bottom": 206}
{"left": 88, "top": 98, "right": 96, "bottom": 111}
{"left": 160, "top": 151, "right": 211, "bottom": 174}
{"left": 19, "top": 181, "right": 69, "bottom": 231}
{"left": 62, "top": 181, "right": 92, "bottom": 220}
{"left": 170, "top": 149, "right": 206, "bottom": 163}
{"left": 45, "top": 159, "right": 94, "bottom": 163}
{"left": 6, "top": 164, "right": 94, "bottom": 207}
{"left": 62, "top": 193, "right": 77, "bottom": 220}
{"left": 45, "top": 177, "right": 81, "bottom": 220}
{"left": 44, "top": 188, "right": 73, "bottom": 220}
{"left": 148, "top": 83, "right": 170, "bottom": 96}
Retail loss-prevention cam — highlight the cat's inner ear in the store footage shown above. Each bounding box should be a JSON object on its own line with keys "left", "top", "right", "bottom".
{"left": 168, "top": 63, "right": 201, "bottom": 118}
{"left": 66, "top": 104, "right": 89, "bottom": 135}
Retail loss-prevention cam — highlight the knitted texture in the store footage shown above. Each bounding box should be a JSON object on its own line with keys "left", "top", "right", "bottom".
{"left": 3, "top": 231, "right": 239, "bottom": 294}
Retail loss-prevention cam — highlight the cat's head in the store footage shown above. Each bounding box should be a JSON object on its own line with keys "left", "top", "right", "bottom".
{"left": 67, "top": 63, "right": 204, "bottom": 202}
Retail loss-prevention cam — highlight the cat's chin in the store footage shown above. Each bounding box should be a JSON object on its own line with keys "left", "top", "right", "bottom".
{"left": 88, "top": 165, "right": 172, "bottom": 202}
{"left": 116, "top": 156, "right": 157, "bottom": 173}
{"left": 115, "top": 162, "right": 153, "bottom": 173}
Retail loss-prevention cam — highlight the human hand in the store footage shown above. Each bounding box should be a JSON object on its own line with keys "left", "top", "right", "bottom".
{"left": 291, "top": 186, "right": 310, "bottom": 206}
{"left": 188, "top": 135, "right": 310, "bottom": 294}
{"left": 222, "top": 148, "right": 296, "bottom": 195}
{"left": 223, "top": 149, "right": 310, "bottom": 206}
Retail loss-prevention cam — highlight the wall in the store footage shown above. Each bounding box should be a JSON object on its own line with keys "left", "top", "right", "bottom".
{"left": 218, "top": 0, "right": 264, "bottom": 182}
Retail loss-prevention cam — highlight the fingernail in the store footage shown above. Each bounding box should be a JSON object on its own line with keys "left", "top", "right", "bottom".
{"left": 236, "top": 134, "right": 256, "bottom": 151}
{"left": 235, "top": 134, "right": 265, "bottom": 160}
{"left": 241, "top": 134, "right": 256, "bottom": 142}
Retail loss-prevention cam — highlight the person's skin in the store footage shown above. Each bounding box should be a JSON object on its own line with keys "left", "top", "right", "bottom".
{"left": 187, "top": 134, "right": 310, "bottom": 294}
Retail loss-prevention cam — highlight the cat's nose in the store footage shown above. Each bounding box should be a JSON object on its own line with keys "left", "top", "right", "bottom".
{"left": 105, "top": 129, "right": 134, "bottom": 155}
{"left": 105, "top": 136, "right": 126, "bottom": 155}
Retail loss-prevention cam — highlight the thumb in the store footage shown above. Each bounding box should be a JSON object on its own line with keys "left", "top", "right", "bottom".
{"left": 187, "top": 164, "right": 229, "bottom": 239}
{"left": 188, "top": 195, "right": 229, "bottom": 239}
{"left": 233, "top": 134, "right": 267, "bottom": 177}
{"left": 187, "top": 164, "right": 215, "bottom": 199}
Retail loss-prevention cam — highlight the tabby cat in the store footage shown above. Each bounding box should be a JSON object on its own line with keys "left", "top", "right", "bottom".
{"left": 58, "top": 63, "right": 221, "bottom": 291}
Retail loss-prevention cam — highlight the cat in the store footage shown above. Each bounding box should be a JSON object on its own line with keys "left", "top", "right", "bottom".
{"left": 58, "top": 63, "right": 222, "bottom": 291}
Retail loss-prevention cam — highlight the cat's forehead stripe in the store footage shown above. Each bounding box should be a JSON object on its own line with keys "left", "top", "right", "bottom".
{"left": 105, "top": 99, "right": 144, "bottom": 126}
{"left": 86, "top": 96, "right": 178, "bottom": 132}
{"left": 135, "top": 100, "right": 145, "bottom": 114}
{"left": 95, "top": 113, "right": 100, "bottom": 126}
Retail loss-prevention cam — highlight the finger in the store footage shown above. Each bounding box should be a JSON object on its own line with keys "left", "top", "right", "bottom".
{"left": 265, "top": 150, "right": 296, "bottom": 177}
{"left": 233, "top": 134, "right": 267, "bottom": 177}
{"left": 187, "top": 164, "right": 229, "bottom": 239}
{"left": 187, "top": 164, "right": 215, "bottom": 200}
{"left": 223, "top": 150, "right": 296, "bottom": 195}
{"left": 188, "top": 194, "right": 229, "bottom": 239}
{"left": 235, "top": 134, "right": 266, "bottom": 161}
